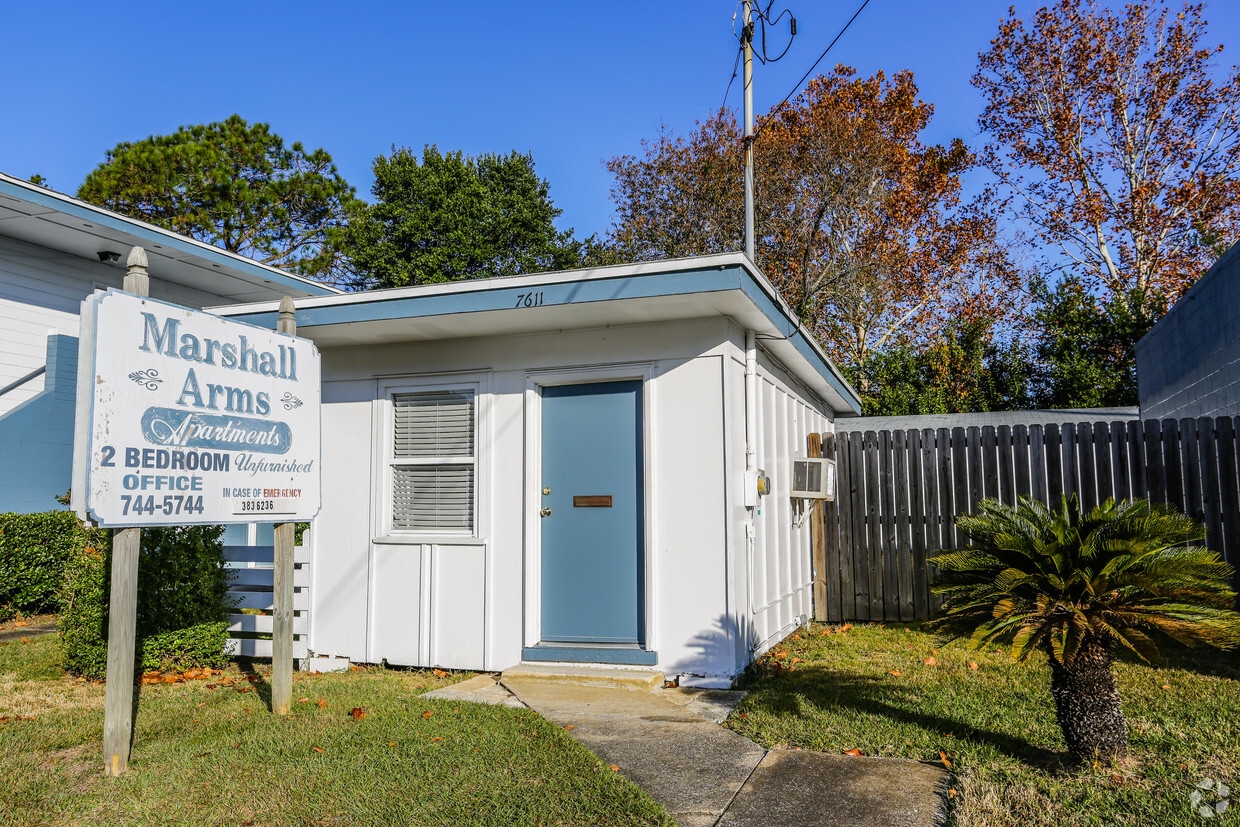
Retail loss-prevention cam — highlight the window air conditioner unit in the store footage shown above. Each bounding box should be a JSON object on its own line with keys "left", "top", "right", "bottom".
{"left": 790, "top": 457, "right": 835, "bottom": 500}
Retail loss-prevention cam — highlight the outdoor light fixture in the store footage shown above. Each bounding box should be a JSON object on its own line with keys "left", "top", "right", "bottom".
{"left": 97, "top": 250, "right": 121, "bottom": 264}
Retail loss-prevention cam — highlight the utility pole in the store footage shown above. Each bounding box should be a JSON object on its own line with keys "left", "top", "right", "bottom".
{"left": 742, "top": 0, "right": 756, "bottom": 263}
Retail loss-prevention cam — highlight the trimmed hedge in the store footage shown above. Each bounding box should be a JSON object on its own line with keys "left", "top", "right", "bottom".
{"left": 0, "top": 511, "right": 107, "bottom": 620}
{"left": 59, "top": 524, "right": 233, "bottom": 678}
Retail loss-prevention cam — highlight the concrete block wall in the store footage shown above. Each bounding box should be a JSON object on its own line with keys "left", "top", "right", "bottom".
{"left": 1137, "top": 241, "right": 1240, "bottom": 420}
{"left": 0, "top": 333, "right": 79, "bottom": 513}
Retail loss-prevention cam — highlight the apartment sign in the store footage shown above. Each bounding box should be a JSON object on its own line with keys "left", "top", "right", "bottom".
{"left": 72, "top": 290, "right": 321, "bottom": 527}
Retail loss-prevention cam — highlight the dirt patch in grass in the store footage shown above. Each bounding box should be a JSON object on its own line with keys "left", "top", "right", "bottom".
{"left": 41, "top": 743, "right": 101, "bottom": 795}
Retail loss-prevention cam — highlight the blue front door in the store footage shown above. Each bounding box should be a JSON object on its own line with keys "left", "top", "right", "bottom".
{"left": 540, "top": 381, "right": 644, "bottom": 645}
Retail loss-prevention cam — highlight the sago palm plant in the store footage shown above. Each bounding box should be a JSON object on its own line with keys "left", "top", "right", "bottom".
{"left": 931, "top": 496, "right": 1240, "bottom": 762}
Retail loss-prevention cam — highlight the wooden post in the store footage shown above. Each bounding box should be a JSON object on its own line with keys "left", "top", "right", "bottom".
{"left": 103, "top": 247, "right": 148, "bottom": 777}
{"left": 272, "top": 296, "right": 297, "bottom": 715}
{"left": 807, "top": 433, "right": 828, "bottom": 621}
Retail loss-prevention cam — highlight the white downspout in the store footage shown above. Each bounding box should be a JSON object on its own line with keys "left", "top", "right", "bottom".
{"left": 744, "top": 330, "right": 757, "bottom": 655}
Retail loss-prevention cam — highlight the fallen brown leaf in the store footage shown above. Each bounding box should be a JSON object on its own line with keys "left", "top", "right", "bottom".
{"left": 421, "top": 710, "right": 434, "bottom": 719}
{"left": 843, "top": 748, "right": 864, "bottom": 757}
{"left": 968, "top": 662, "right": 979, "bottom": 671}
{"left": 610, "top": 764, "right": 620, "bottom": 771}
{"left": 791, "top": 657, "right": 804, "bottom": 664}
{"left": 564, "top": 725, "right": 577, "bottom": 730}
{"left": 430, "top": 737, "right": 444, "bottom": 742}
{"left": 298, "top": 697, "right": 311, "bottom": 703}
{"left": 312, "top": 747, "right": 324, "bottom": 753}
{"left": 433, "top": 669, "right": 449, "bottom": 677}
{"left": 924, "top": 657, "right": 937, "bottom": 666}
{"left": 948, "top": 788, "right": 957, "bottom": 799}
{"left": 20, "top": 638, "right": 30, "bottom": 644}
{"left": 888, "top": 670, "right": 902, "bottom": 676}
{"left": 939, "top": 750, "right": 953, "bottom": 768}
{"left": 350, "top": 707, "right": 366, "bottom": 720}
{"left": 388, "top": 742, "right": 397, "bottom": 747}
{"left": 316, "top": 699, "right": 327, "bottom": 709}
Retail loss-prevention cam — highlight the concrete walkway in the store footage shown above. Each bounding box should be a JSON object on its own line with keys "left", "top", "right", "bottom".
{"left": 425, "top": 671, "right": 948, "bottom": 827}
{"left": 0, "top": 620, "right": 56, "bottom": 643}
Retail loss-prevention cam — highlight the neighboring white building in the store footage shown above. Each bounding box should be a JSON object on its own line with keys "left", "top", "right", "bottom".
{"left": 214, "top": 254, "right": 861, "bottom": 686}
{"left": 0, "top": 172, "right": 340, "bottom": 512}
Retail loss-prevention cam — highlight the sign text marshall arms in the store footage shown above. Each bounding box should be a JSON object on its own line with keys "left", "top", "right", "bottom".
{"left": 73, "top": 290, "right": 321, "bottom": 527}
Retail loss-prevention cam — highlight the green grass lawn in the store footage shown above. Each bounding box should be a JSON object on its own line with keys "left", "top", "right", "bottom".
{"left": 727, "top": 622, "right": 1240, "bottom": 827}
{"left": 0, "top": 635, "right": 670, "bottom": 827}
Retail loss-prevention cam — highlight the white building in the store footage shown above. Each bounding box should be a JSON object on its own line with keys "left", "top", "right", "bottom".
{"left": 214, "top": 254, "right": 861, "bottom": 686}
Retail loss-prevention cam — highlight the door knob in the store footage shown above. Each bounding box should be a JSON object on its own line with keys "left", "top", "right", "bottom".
{"left": 540, "top": 507, "right": 552, "bottom": 517}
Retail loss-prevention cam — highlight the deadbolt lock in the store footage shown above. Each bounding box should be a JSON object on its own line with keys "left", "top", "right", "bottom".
{"left": 540, "top": 507, "right": 552, "bottom": 517}
{"left": 542, "top": 487, "right": 551, "bottom": 496}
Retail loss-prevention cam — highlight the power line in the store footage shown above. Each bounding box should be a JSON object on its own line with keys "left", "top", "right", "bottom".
{"left": 756, "top": 0, "right": 872, "bottom": 135}
{"left": 721, "top": 46, "right": 743, "bottom": 112}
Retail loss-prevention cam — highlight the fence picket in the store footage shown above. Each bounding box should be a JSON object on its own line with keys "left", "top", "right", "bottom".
{"left": 893, "top": 430, "right": 914, "bottom": 622}
{"left": 909, "top": 429, "right": 928, "bottom": 621}
{"left": 1218, "top": 418, "right": 1240, "bottom": 566}
{"left": 1198, "top": 418, "right": 1222, "bottom": 557}
{"left": 1182, "top": 418, "right": 1203, "bottom": 524}
{"left": 1112, "top": 421, "right": 1130, "bottom": 502}
{"left": 821, "top": 433, "right": 842, "bottom": 623}
{"left": 839, "top": 432, "right": 857, "bottom": 620}
{"left": 1013, "top": 425, "right": 1031, "bottom": 500}
{"left": 1078, "top": 422, "right": 1097, "bottom": 508}
{"left": 1062, "top": 423, "right": 1078, "bottom": 500}
{"left": 879, "top": 431, "right": 898, "bottom": 621}
{"left": 1164, "top": 419, "right": 1184, "bottom": 512}
{"left": 996, "top": 425, "right": 1015, "bottom": 505}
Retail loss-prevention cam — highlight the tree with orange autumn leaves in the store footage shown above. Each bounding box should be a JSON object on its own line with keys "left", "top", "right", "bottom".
{"left": 975, "top": 0, "right": 1240, "bottom": 318}
{"left": 608, "top": 66, "right": 1022, "bottom": 378}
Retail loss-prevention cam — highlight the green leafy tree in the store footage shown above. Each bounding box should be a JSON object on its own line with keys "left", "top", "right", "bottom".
{"left": 851, "top": 321, "right": 1031, "bottom": 415}
{"left": 932, "top": 496, "right": 1240, "bottom": 762}
{"left": 1029, "top": 275, "right": 1156, "bottom": 408}
{"left": 79, "top": 115, "right": 359, "bottom": 286}
{"left": 347, "top": 146, "right": 583, "bottom": 288}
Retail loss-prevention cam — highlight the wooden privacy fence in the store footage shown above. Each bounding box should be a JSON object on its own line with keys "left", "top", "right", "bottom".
{"left": 223, "top": 531, "right": 310, "bottom": 660}
{"left": 809, "top": 417, "right": 1240, "bottom": 624}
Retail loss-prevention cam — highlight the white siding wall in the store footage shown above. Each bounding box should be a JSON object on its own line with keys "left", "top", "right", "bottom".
{"left": 0, "top": 234, "right": 228, "bottom": 416}
{"left": 722, "top": 323, "right": 832, "bottom": 665}
{"left": 307, "top": 317, "right": 735, "bottom": 675}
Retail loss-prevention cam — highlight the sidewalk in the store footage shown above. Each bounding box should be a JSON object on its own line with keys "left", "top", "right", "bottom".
{"left": 425, "top": 672, "right": 949, "bottom": 827}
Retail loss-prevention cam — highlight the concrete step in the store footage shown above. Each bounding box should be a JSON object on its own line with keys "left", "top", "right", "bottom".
{"left": 502, "top": 663, "right": 665, "bottom": 691}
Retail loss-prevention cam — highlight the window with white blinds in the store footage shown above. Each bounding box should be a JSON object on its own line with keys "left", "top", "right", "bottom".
{"left": 390, "top": 390, "right": 475, "bottom": 532}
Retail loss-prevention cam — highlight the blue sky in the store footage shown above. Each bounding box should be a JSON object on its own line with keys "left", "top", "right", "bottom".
{"left": 4, "top": 1, "right": 1238, "bottom": 242}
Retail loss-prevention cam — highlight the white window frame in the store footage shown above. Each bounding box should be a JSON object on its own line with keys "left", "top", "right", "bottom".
{"left": 373, "top": 373, "right": 488, "bottom": 544}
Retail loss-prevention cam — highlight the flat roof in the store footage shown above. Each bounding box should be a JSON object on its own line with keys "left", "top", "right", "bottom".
{"left": 211, "top": 253, "right": 863, "bottom": 415}
{"left": 0, "top": 171, "right": 341, "bottom": 301}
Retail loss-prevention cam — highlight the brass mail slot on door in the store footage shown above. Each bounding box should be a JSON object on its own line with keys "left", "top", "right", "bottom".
{"left": 573, "top": 495, "right": 613, "bottom": 508}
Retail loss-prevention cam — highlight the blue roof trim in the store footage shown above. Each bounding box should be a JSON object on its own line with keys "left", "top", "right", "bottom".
{"left": 0, "top": 179, "right": 338, "bottom": 297}
{"left": 226, "top": 262, "right": 862, "bottom": 413}
{"left": 737, "top": 275, "right": 862, "bottom": 415}
{"left": 229, "top": 264, "right": 745, "bottom": 330}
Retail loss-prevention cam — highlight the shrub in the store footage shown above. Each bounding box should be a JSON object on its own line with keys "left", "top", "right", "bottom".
{"left": 59, "top": 525, "right": 233, "bottom": 678}
{"left": 0, "top": 511, "right": 107, "bottom": 620}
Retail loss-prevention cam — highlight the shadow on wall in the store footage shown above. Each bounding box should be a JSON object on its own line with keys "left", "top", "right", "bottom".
{"left": 670, "top": 613, "right": 748, "bottom": 685}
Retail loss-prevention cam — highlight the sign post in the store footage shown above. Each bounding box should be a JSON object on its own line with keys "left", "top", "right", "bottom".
{"left": 72, "top": 253, "right": 320, "bottom": 774}
{"left": 101, "top": 248, "right": 148, "bottom": 776}
{"left": 272, "top": 296, "right": 297, "bottom": 716}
